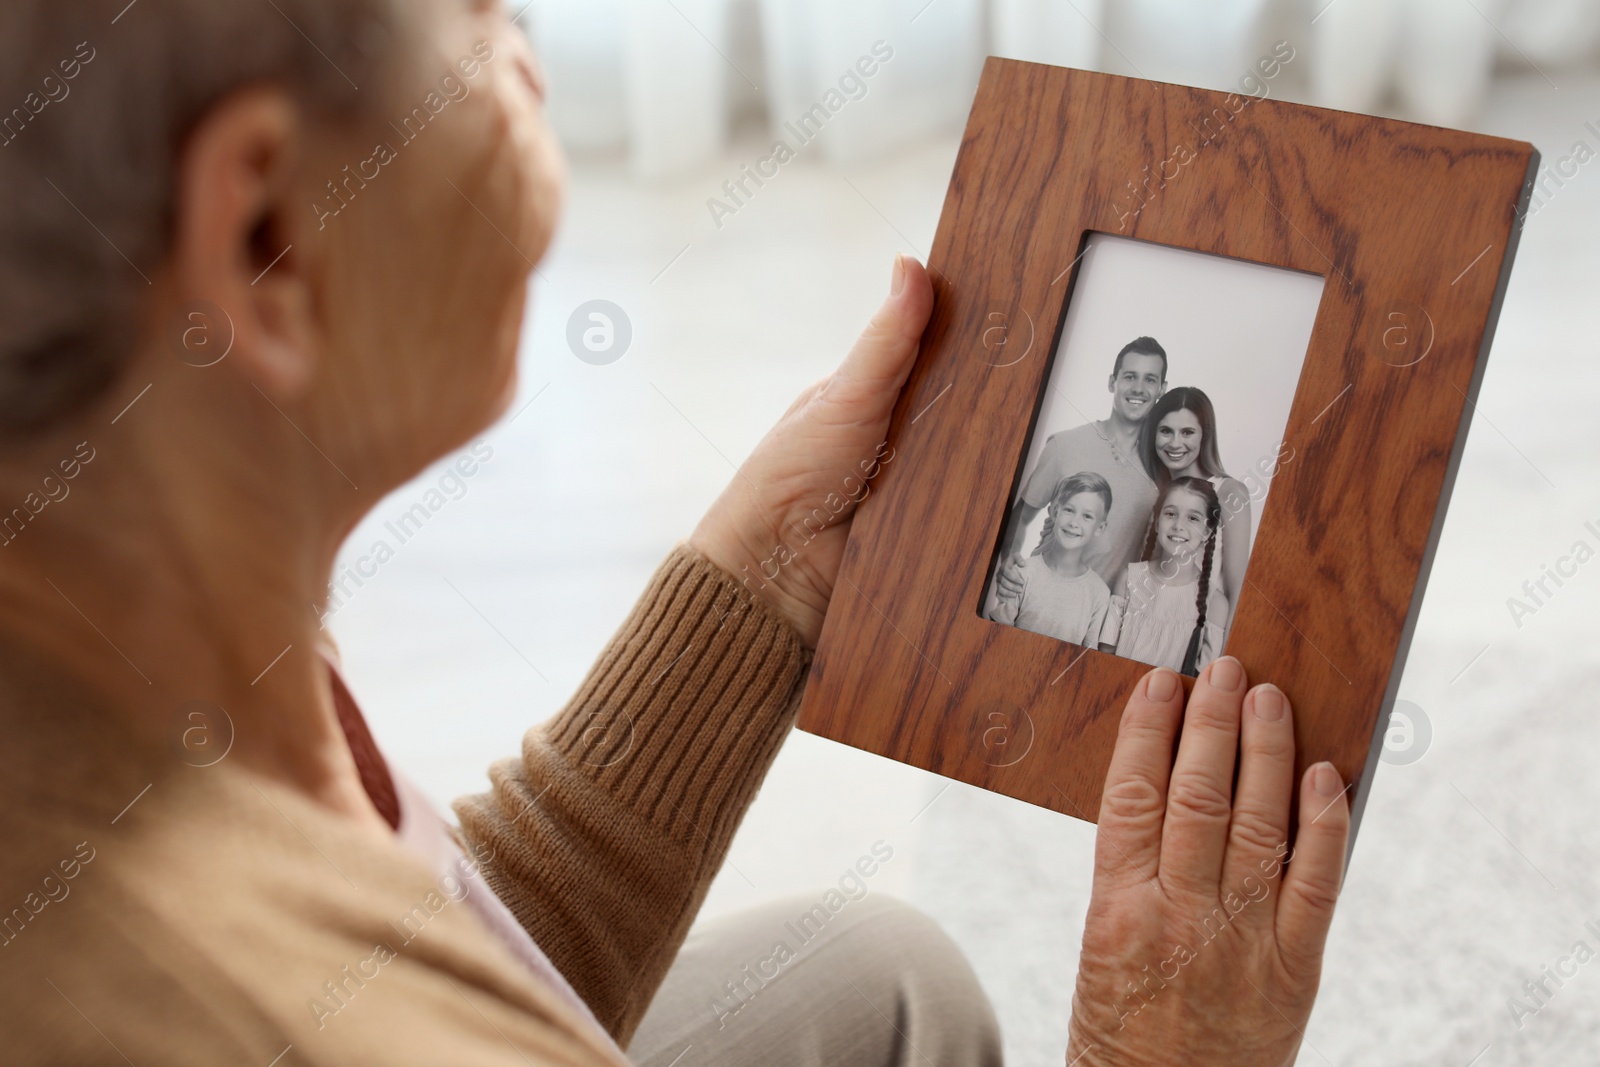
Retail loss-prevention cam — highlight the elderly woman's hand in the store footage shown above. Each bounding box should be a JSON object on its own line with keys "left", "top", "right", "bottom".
{"left": 1067, "top": 658, "right": 1350, "bottom": 1065}
{"left": 689, "top": 255, "right": 934, "bottom": 648}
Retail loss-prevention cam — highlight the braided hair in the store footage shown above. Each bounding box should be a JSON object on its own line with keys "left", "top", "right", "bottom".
{"left": 1152, "top": 477, "right": 1222, "bottom": 677}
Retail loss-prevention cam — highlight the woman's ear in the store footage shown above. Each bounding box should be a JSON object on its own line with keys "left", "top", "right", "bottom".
{"left": 170, "top": 88, "right": 317, "bottom": 399}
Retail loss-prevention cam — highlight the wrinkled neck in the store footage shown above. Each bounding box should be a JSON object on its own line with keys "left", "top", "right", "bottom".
{"left": 0, "top": 370, "right": 388, "bottom": 829}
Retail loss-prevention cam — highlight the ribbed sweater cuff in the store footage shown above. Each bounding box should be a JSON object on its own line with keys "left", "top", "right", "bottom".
{"left": 541, "top": 543, "right": 809, "bottom": 846}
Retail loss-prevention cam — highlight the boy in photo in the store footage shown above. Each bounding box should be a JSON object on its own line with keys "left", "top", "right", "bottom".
{"left": 988, "top": 472, "right": 1113, "bottom": 646}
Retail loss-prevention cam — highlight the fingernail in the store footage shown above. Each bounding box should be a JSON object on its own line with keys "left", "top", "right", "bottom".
{"left": 1145, "top": 668, "right": 1178, "bottom": 702}
{"left": 1251, "top": 685, "right": 1285, "bottom": 721}
{"left": 890, "top": 253, "right": 906, "bottom": 297}
{"left": 1208, "top": 656, "right": 1243, "bottom": 693}
{"left": 1312, "top": 762, "right": 1343, "bottom": 797}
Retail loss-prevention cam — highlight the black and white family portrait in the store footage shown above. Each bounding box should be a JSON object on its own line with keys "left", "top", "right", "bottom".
{"left": 984, "top": 234, "right": 1326, "bottom": 676}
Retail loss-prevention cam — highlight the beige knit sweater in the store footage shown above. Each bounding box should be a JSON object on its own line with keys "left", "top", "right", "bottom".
{"left": 0, "top": 546, "right": 809, "bottom": 1065}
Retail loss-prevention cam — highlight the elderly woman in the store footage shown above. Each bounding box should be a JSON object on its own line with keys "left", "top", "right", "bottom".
{"left": 0, "top": 2, "right": 1351, "bottom": 1064}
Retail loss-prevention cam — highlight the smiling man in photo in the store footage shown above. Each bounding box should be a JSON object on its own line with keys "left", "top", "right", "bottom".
{"left": 995, "top": 337, "right": 1167, "bottom": 599}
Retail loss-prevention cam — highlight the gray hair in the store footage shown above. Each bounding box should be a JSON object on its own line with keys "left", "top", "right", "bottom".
{"left": 0, "top": 0, "right": 411, "bottom": 438}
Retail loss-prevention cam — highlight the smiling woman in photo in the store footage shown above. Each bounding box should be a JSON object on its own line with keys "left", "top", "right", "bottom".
{"left": 1138, "top": 386, "right": 1252, "bottom": 629}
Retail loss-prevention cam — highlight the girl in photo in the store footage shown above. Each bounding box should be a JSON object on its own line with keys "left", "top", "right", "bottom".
{"left": 1100, "top": 477, "right": 1229, "bottom": 676}
{"left": 1138, "top": 387, "right": 1252, "bottom": 632}
{"left": 988, "top": 472, "right": 1113, "bottom": 646}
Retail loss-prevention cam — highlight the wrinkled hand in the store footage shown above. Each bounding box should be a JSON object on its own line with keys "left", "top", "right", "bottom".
{"left": 1067, "top": 658, "right": 1350, "bottom": 1066}
{"left": 689, "top": 255, "right": 934, "bottom": 648}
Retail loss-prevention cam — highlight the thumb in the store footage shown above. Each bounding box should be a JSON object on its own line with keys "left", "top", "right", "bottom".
{"left": 819, "top": 255, "right": 934, "bottom": 415}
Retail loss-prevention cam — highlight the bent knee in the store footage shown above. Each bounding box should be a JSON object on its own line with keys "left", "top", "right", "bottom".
{"left": 817, "top": 895, "right": 1002, "bottom": 1058}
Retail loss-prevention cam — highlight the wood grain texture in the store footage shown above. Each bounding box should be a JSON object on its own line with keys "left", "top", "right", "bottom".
{"left": 797, "top": 59, "right": 1537, "bottom": 841}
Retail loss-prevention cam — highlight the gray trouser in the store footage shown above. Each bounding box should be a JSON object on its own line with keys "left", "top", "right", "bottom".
{"left": 628, "top": 894, "right": 1004, "bottom": 1067}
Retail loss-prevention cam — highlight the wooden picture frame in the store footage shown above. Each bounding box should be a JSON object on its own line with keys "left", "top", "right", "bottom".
{"left": 797, "top": 58, "right": 1537, "bottom": 843}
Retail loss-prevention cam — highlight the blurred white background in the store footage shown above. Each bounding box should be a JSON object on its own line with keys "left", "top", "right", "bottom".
{"left": 329, "top": 1, "right": 1600, "bottom": 1064}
